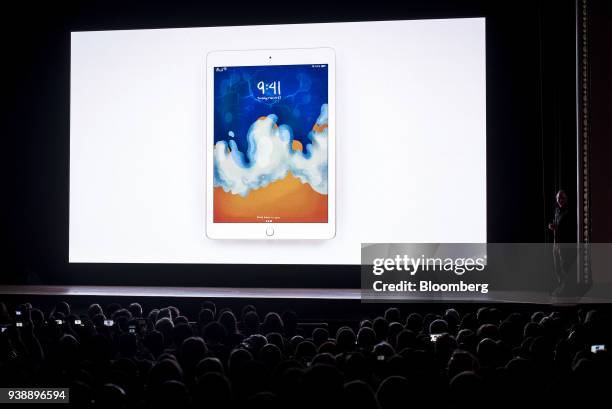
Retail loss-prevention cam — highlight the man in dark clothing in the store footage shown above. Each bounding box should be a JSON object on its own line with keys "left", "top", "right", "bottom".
{"left": 548, "top": 190, "right": 575, "bottom": 295}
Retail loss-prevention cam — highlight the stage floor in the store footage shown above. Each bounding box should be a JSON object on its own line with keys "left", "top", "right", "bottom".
{"left": 0, "top": 285, "right": 608, "bottom": 304}
{"left": 0, "top": 285, "right": 362, "bottom": 299}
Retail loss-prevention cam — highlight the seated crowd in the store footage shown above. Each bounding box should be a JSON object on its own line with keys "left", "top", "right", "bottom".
{"left": 1, "top": 301, "right": 610, "bottom": 408}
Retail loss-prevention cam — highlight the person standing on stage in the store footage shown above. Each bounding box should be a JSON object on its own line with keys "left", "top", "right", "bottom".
{"left": 548, "top": 190, "right": 575, "bottom": 295}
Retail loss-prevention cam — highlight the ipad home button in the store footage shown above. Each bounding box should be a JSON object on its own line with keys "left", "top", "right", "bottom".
{"left": 266, "top": 226, "right": 274, "bottom": 237}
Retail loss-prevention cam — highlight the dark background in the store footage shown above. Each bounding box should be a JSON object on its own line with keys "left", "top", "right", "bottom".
{"left": 590, "top": 0, "right": 612, "bottom": 243}
{"left": 3, "top": 0, "right": 589, "bottom": 288}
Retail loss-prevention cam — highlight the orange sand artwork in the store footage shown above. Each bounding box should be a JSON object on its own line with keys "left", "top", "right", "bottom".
{"left": 214, "top": 119, "right": 328, "bottom": 223}
{"left": 214, "top": 172, "right": 328, "bottom": 223}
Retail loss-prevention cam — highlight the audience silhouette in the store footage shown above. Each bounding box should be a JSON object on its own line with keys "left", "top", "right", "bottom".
{"left": 0, "top": 302, "right": 609, "bottom": 407}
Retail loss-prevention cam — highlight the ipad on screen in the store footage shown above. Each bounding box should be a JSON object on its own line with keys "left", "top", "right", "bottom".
{"left": 206, "top": 48, "right": 336, "bottom": 239}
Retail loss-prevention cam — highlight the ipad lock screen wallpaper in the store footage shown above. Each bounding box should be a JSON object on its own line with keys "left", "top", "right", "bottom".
{"left": 213, "top": 64, "right": 329, "bottom": 223}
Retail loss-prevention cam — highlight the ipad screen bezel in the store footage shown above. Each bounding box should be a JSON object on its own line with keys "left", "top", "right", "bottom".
{"left": 205, "top": 47, "right": 336, "bottom": 240}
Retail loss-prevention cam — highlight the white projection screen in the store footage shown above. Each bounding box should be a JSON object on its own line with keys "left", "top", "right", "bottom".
{"left": 69, "top": 18, "right": 486, "bottom": 265}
